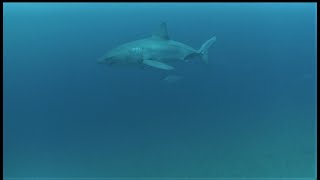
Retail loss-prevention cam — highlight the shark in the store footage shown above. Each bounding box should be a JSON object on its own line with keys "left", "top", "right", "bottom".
{"left": 98, "top": 22, "right": 216, "bottom": 70}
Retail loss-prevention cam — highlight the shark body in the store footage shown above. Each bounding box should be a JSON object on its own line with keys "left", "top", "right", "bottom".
{"left": 98, "top": 22, "right": 216, "bottom": 70}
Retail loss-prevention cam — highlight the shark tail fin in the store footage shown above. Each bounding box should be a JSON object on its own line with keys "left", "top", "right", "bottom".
{"left": 197, "top": 36, "right": 216, "bottom": 64}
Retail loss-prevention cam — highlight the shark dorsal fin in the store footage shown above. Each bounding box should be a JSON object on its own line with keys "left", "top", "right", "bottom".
{"left": 152, "top": 22, "right": 170, "bottom": 40}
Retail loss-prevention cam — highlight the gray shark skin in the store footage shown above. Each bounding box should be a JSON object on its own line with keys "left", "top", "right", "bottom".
{"left": 98, "top": 22, "right": 216, "bottom": 70}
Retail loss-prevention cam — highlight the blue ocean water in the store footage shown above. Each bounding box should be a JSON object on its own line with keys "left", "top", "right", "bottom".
{"left": 3, "top": 2, "right": 317, "bottom": 179}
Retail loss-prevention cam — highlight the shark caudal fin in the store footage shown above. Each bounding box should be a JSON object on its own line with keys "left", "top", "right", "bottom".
{"left": 197, "top": 36, "right": 216, "bottom": 63}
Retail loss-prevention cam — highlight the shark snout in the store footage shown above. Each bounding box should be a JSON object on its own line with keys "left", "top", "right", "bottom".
{"left": 97, "top": 58, "right": 106, "bottom": 64}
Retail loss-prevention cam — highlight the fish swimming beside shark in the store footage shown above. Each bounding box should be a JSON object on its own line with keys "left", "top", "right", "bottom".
{"left": 162, "top": 74, "right": 183, "bottom": 83}
{"left": 98, "top": 22, "right": 216, "bottom": 71}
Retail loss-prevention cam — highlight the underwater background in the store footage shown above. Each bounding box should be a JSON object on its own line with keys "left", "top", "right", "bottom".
{"left": 3, "top": 2, "right": 317, "bottom": 179}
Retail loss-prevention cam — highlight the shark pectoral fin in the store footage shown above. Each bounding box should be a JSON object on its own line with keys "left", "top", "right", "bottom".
{"left": 143, "top": 60, "right": 174, "bottom": 70}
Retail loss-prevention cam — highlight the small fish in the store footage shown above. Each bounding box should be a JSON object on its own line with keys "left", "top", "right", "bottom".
{"left": 162, "top": 75, "right": 183, "bottom": 83}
